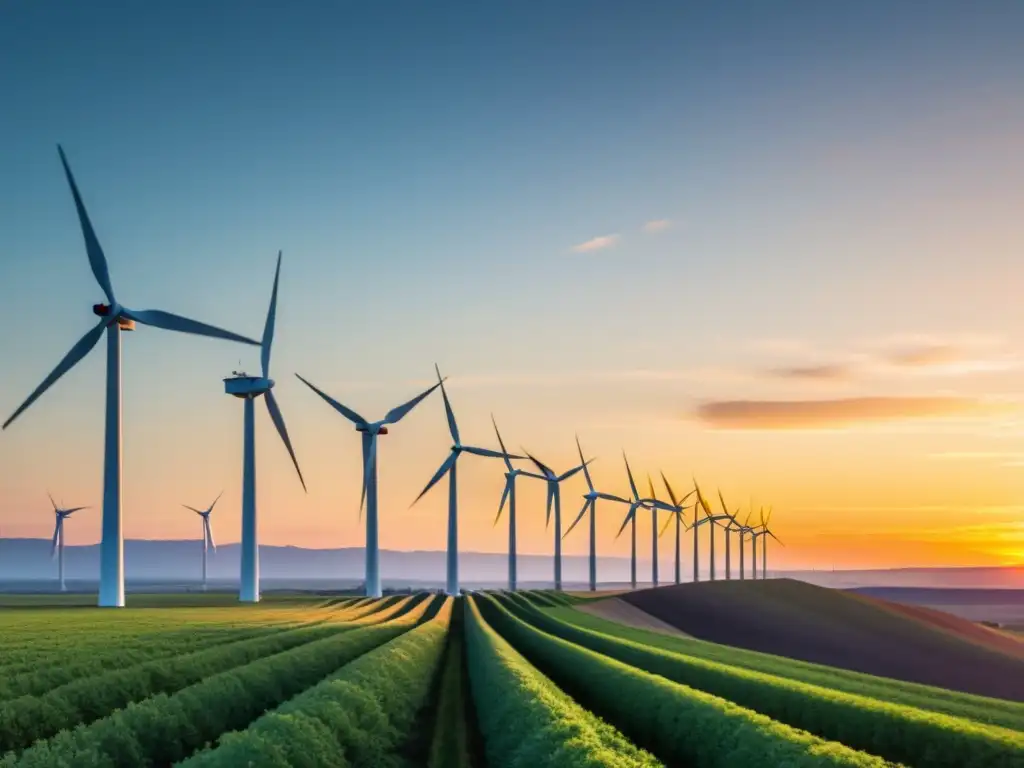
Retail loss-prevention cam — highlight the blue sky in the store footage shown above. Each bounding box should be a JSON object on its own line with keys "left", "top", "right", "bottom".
{"left": 1, "top": 3, "right": 1023, "bottom": 569}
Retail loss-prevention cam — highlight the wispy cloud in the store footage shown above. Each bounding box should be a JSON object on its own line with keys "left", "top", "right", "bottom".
{"left": 695, "top": 396, "right": 1008, "bottom": 430}
{"left": 641, "top": 219, "right": 671, "bottom": 234}
{"left": 570, "top": 234, "right": 619, "bottom": 253}
{"left": 768, "top": 364, "right": 854, "bottom": 382}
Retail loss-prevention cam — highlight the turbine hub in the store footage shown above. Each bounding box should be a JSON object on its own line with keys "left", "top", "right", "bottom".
{"left": 224, "top": 375, "right": 273, "bottom": 398}
{"left": 93, "top": 303, "right": 134, "bottom": 330}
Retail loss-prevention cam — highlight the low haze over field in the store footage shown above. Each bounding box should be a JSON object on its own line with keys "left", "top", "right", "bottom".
{"left": 1, "top": 3, "right": 1023, "bottom": 572}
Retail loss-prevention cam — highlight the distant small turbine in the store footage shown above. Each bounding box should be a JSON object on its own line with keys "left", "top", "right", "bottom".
{"left": 295, "top": 373, "right": 443, "bottom": 598}
{"left": 693, "top": 482, "right": 737, "bottom": 580}
{"left": 690, "top": 480, "right": 716, "bottom": 582}
{"left": 491, "top": 416, "right": 531, "bottom": 592}
{"left": 615, "top": 453, "right": 674, "bottom": 589}
{"left": 755, "top": 506, "right": 784, "bottom": 579}
{"left": 564, "top": 436, "right": 629, "bottom": 592}
{"left": 717, "top": 490, "right": 742, "bottom": 580}
{"left": 224, "top": 252, "right": 306, "bottom": 604}
{"left": 737, "top": 509, "right": 754, "bottom": 579}
{"left": 4, "top": 147, "right": 259, "bottom": 608}
{"left": 412, "top": 366, "right": 519, "bottom": 596}
{"left": 659, "top": 473, "right": 695, "bottom": 585}
{"left": 183, "top": 492, "right": 221, "bottom": 591}
{"left": 523, "top": 451, "right": 590, "bottom": 591}
{"left": 49, "top": 494, "right": 89, "bottom": 592}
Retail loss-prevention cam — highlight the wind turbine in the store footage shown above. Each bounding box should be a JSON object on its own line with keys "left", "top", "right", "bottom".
{"left": 717, "top": 490, "right": 742, "bottom": 580}
{"left": 412, "top": 366, "right": 518, "bottom": 596}
{"left": 758, "top": 506, "right": 784, "bottom": 579}
{"left": 659, "top": 473, "right": 695, "bottom": 585}
{"left": 615, "top": 454, "right": 675, "bottom": 589}
{"left": 563, "top": 436, "right": 629, "bottom": 592}
{"left": 223, "top": 252, "right": 306, "bottom": 603}
{"left": 523, "top": 451, "right": 590, "bottom": 591}
{"left": 49, "top": 494, "right": 89, "bottom": 592}
{"left": 3, "top": 146, "right": 259, "bottom": 608}
{"left": 491, "top": 416, "right": 533, "bottom": 592}
{"left": 183, "top": 492, "right": 221, "bottom": 592}
{"left": 295, "top": 373, "right": 443, "bottom": 598}
{"left": 737, "top": 509, "right": 754, "bottom": 579}
{"left": 694, "top": 483, "right": 737, "bottom": 580}
{"left": 690, "top": 481, "right": 716, "bottom": 582}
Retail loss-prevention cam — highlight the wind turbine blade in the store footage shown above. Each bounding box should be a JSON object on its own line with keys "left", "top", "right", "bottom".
{"left": 265, "top": 390, "right": 306, "bottom": 492}
{"left": 661, "top": 471, "right": 680, "bottom": 508}
{"left": 615, "top": 505, "right": 636, "bottom": 539}
{"left": 294, "top": 374, "right": 367, "bottom": 425}
{"left": 50, "top": 519, "right": 60, "bottom": 558}
{"left": 766, "top": 506, "right": 773, "bottom": 525}
{"left": 412, "top": 452, "right": 457, "bottom": 507}
{"left": 3, "top": 318, "right": 106, "bottom": 430}
{"left": 563, "top": 499, "right": 590, "bottom": 538}
{"left": 260, "top": 251, "right": 282, "bottom": 378}
{"left": 63, "top": 506, "right": 88, "bottom": 515}
{"left": 205, "top": 516, "right": 217, "bottom": 551}
{"left": 623, "top": 452, "right": 640, "bottom": 501}
{"left": 518, "top": 471, "right": 548, "bottom": 481}
{"left": 491, "top": 415, "right": 514, "bottom": 471}
{"left": 558, "top": 460, "right": 591, "bottom": 483}
{"left": 768, "top": 530, "right": 785, "bottom": 546}
{"left": 435, "top": 364, "right": 460, "bottom": 445}
{"left": 576, "top": 435, "right": 595, "bottom": 491}
{"left": 48, "top": 492, "right": 58, "bottom": 511}
{"left": 383, "top": 380, "right": 443, "bottom": 425}
{"left": 208, "top": 490, "right": 224, "bottom": 512}
{"left": 462, "top": 445, "right": 521, "bottom": 460}
{"left": 57, "top": 146, "right": 116, "bottom": 304}
{"left": 658, "top": 512, "right": 674, "bottom": 538}
{"left": 596, "top": 492, "right": 629, "bottom": 504}
{"left": 122, "top": 309, "right": 259, "bottom": 346}
{"left": 647, "top": 473, "right": 658, "bottom": 502}
{"left": 525, "top": 451, "right": 553, "bottom": 478}
{"left": 494, "top": 479, "right": 511, "bottom": 526}
{"left": 183, "top": 504, "right": 204, "bottom": 514}
{"left": 545, "top": 485, "right": 554, "bottom": 529}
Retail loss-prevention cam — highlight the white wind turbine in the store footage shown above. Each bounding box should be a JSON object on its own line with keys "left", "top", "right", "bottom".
{"left": 717, "top": 490, "right": 742, "bottom": 580}
{"left": 523, "top": 451, "right": 590, "bottom": 591}
{"left": 753, "top": 506, "right": 783, "bottom": 579}
{"left": 295, "top": 373, "right": 443, "bottom": 598}
{"left": 693, "top": 481, "right": 737, "bottom": 581}
{"left": 615, "top": 453, "right": 674, "bottom": 589}
{"left": 690, "top": 480, "right": 716, "bottom": 582}
{"left": 658, "top": 473, "right": 695, "bottom": 585}
{"left": 223, "top": 252, "right": 306, "bottom": 603}
{"left": 183, "top": 492, "right": 221, "bottom": 591}
{"left": 49, "top": 494, "right": 89, "bottom": 592}
{"left": 737, "top": 509, "right": 754, "bottom": 579}
{"left": 412, "top": 366, "right": 518, "bottom": 596}
{"left": 3, "top": 146, "right": 259, "bottom": 608}
{"left": 491, "top": 416, "right": 531, "bottom": 592}
{"left": 563, "top": 436, "right": 630, "bottom": 592}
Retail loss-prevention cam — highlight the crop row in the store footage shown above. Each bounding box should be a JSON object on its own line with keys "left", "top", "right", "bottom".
{"left": 537, "top": 597, "right": 1024, "bottom": 731}
{"left": 498, "top": 593, "right": 1024, "bottom": 768}
{"left": 466, "top": 596, "right": 662, "bottom": 767}
{"left": 179, "top": 596, "right": 451, "bottom": 767}
{"left": 3, "top": 596, "right": 442, "bottom": 767}
{"left": 426, "top": 602, "right": 476, "bottom": 768}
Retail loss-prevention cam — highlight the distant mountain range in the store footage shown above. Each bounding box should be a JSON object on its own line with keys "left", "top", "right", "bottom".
{"left": 0, "top": 539, "right": 1021, "bottom": 591}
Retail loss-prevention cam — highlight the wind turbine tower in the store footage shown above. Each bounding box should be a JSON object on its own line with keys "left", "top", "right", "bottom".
{"left": 524, "top": 451, "right": 589, "bottom": 591}
{"left": 296, "top": 373, "right": 442, "bottom": 598}
{"left": 183, "top": 492, "right": 221, "bottom": 591}
{"left": 4, "top": 146, "right": 258, "bottom": 607}
{"left": 224, "top": 252, "right": 306, "bottom": 603}
{"left": 660, "top": 473, "right": 695, "bottom": 585}
{"left": 49, "top": 494, "right": 89, "bottom": 592}
{"left": 491, "top": 417, "right": 530, "bottom": 591}
{"left": 413, "top": 366, "right": 517, "bottom": 596}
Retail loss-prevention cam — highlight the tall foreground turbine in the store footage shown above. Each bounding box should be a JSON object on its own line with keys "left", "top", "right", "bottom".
{"left": 3, "top": 146, "right": 259, "bottom": 608}
{"left": 183, "top": 492, "right": 221, "bottom": 591}
{"left": 413, "top": 366, "right": 515, "bottom": 596}
{"left": 524, "top": 452, "right": 589, "bottom": 591}
{"left": 564, "top": 436, "right": 629, "bottom": 591}
{"left": 295, "top": 373, "right": 442, "bottom": 597}
{"left": 492, "top": 417, "right": 529, "bottom": 591}
{"left": 224, "top": 252, "right": 306, "bottom": 603}
{"left": 49, "top": 494, "right": 89, "bottom": 592}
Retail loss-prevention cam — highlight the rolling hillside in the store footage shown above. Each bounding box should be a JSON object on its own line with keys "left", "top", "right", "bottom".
{"left": 622, "top": 578, "right": 1024, "bottom": 701}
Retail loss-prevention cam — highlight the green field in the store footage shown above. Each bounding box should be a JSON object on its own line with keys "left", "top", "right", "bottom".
{"left": 0, "top": 589, "right": 1019, "bottom": 767}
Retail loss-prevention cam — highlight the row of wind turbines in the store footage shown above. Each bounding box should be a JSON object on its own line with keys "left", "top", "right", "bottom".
{"left": 7, "top": 146, "right": 781, "bottom": 606}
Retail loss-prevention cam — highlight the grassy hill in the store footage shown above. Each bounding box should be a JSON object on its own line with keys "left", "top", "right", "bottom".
{"left": 621, "top": 578, "right": 1024, "bottom": 701}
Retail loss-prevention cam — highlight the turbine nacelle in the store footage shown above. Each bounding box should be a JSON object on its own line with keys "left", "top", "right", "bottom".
{"left": 91, "top": 304, "right": 135, "bottom": 330}
{"left": 356, "top": 422, "right": 389, "bottom": 435}
{"left": 224, "top": 375, "right": 274, "bottom": 398}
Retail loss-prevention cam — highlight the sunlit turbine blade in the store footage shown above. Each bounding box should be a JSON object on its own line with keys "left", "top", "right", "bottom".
{"left": 382, "top": 380, "right": 442, "bottom": 425}
{"left": 412, "top": 452, "right": 457, "bottom": 507}
{"left": 265, "top": 390, "right": 306, "bottom": 492}
{"left": 623, "top": 452, "right": 640, "bottom": 501}
{"left": 491, "top": 415, "right": 514, "bottom": 472}
{"left": 57, "top": 145, "right": 116, "bottom": 304}
{"left": 545, "top": 485, "right": 554, "bottom": 529}
{"left": 462, "top": 445, "right": 521, "bottom": 460}
{"left": 261, "top": 251, "right": 282, "bottom": 378}
{"left": 563, "top": 499, "right": 590, "bottom": 538}
{"left": 661, "top": 471, "right": 680, "bottom": 507}
{"left": 50, "top": 519, "right": 60, "bottom": 558}
{"left": 205, "top": 516, "right": 217, "bottom": 551}
{"left": 63, "top": 506, "right": 88, "bottom": 515}
{"left": 766, "top": 506, "right": 773, "bottom": 525}
{"left": 208, "top": 490, "right": 224, "bottom": 512}
{"left": 495, "top": 479, "right": 511, "bottom": 526}
{"left": 3, "top": 317, "right": 107, "bottom": 430}
{"left": 647, "top": 473, "right": 658, "bottom": 502}
{"left": 615, "top": 505, "right": 636, "bottom": 539}
{"left": 122, "top": 308, "right": 259, "bottom": 346}
{"left": 183, "top": 504, "right": 204, "bottom": 514}
{"left": 658, "top": 511, "right": 674, "bottom": 538}
{"left": 576, "top": 435, "right": 595, "bottom": 491}
{"left": 647, "top": 498, "right": 679, "bottom": 513}
{"left": 435, "top": 364, "right": 460, "bottom": 445}
{"left": 768, "top": 530, "right": 784, "bottom": 546}
{"left": 558, "top": 460, "right": 591, "bottom": 483}
{"left": 294, "top": 374, "right": 367, "bottom": 425}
